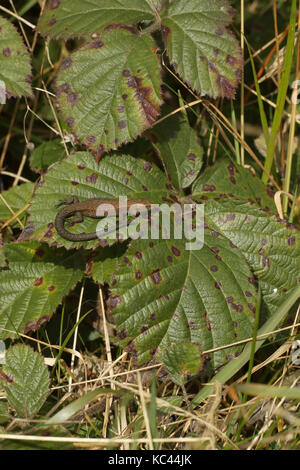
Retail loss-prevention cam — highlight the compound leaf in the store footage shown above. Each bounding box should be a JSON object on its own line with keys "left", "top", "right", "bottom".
{"left": 107, "top": 159, "right": 300, "bottom": 379}
{"left": 109, "top": 225, "right": 258, "bottom": 372}
{"left": 21, "top": 152, "right": 300, "bottom": 381}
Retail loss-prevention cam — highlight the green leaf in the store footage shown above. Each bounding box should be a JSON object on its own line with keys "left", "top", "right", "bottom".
{"left": 90, "top": 243, "right": 129, "bottom": 285}
{"left": 205, "top": 199, "right": 300, "bottom": 313}
{"left": 54, "top": 29, "right": 162, "bottom": 154}
{"left": 106, "top": 160, "right": 299, "bottom": 379}
{"left": 0, "top": 182, "right": 34, "bottom": 226}
{"left": 38, "top": 0, "right": 155, "bottom": 38}
{"left": 0, "top": 242, "right": 85, "bottom": 339}
{"left": 0, "top": 15, "right": 32, "bottom": 98}
{"left": 109, "top": 228, "right": 258, "bottom": 371}
{"left": 193, "top": 160, "right": 276, "bottom": 212}
{"left": 30, "top": 140, "right": 65, "bottom": 173}
{"left": 161, "top": 0, "right": 242, "bottom": 98}
{"left": 23, "top": 152, "right": 170, "bottom": 250}
{"left": 150, "top": 111, "right": 203, "bottom": 189}
{"left": 163, "top": 342, "right": 203, "bottom": 385}
{"left": 157, "top": 396, "right": 182, "bottom": 413}
{"left": 0, "top": 400, "right": 9, "bottom": 424}
{"left": 1, "top": 344, "right": 49, "bottom": 418}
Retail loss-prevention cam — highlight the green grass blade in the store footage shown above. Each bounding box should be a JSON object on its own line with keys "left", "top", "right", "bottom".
{"left": 231, "top": 101, "right": 241, "bottom": 164}
{"left": 262, "top": 0, "right": 297, "bottom": 184}
{"left": 235, "top": 383, "right": 300, "bottom": 401}
{"left": 50, "top": 310, "right": 91, "bottom": 378}
{"left": 246, "top": 287, "right": 261, "bottom": 385}
{"left": 47, "top": 388, "right": 125, "bottom": 424}
{"left": 246, "top": 40, "right": 269, "bottom": 145}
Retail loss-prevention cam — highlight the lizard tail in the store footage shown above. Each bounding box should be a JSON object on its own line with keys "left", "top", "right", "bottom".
{"left": 54, "top": 210, "right": 98, "bottom": 241}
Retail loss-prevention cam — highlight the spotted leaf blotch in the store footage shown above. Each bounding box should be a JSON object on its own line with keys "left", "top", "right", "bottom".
{"left": 205, "top": 199, "right": 300, "bottom": 313}
{"left": 192, "top": 159, "right": 276, "bottom": 212}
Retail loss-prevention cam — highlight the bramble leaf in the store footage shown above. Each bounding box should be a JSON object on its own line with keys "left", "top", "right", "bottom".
{"left": 205, "top": 199, "right": 300, "bottom": 313}
{"left": 0, "top": 182, "right": 34, "bottom": 227}
{"left": 161, "top": 0, "right": 242, "bottom": 98}
{"left": 1, "top": 344, "right": 49, "bottom": 418}
{"left": 107, "top": 160, "right": 300, "bottom": 379}
{"left": 22, "top": 152, "right": 170, "bottom": 250}
{"left": 0, "top": 242, "right": 85, "bottom": 339}
{"left": 150, "top": 111, "right": 203, "bottom": 189}
{"left": 30, "top": 140, "right": 65, "bottom": 173}
{"left": 0, "top": 15, "right": 32, "bottom": 98}
{"left": 21, "top": 152, "right": 300, "bottom": 381}
{"left": 109, "top": 223, "right": 258, "bottom": 372}
{"left": 38, "top": 0, "right": 155, "bottom": 38}
{"left": 54, "top": 29, "right": 162, "bottom": 154}
{"left": 192, "top": 159, "right": 276, "bottom": 212}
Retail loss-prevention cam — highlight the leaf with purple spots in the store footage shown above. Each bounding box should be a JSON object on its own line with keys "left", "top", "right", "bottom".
{"left": 109, "top": 224, "right": 258, "bottom": 372}
{"left": 193, "top": 160, "right": 276, "bottom": 212}
{"left": 23, "top": 152, "right": 170, "bottom": 250}
{"left": 0, "top": 16, "right": 32, "bottom": 98}
{"left": 0, "top": 242, "right": 85, "bottom": 340}
{"left": 108, "top": 186, "right": 299, "bottom": 380}
{"left": 150, "top": 111, "right": 203, "bottom": 189}
{"left": 38, "top": 0, "right": 155, "bottom": 38}
{"left": 161, "top": 0, "right": 242, "bottom": 99}
{"left": 205, "top": 199, "right": 300, "bottom": 313}
{"left": 54, "top": 28, "right": 162, "bottom": 154}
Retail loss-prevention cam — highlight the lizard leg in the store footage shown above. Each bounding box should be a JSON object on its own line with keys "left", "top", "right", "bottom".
{"left": 56, "top": 196, "right": 79, "bottom": 208}
{"left": 66, "top": 211, "right": 83, "bottom": 226}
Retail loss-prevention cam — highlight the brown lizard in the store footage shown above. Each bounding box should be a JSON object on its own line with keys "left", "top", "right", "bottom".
{"left": 54, "top": 196, "right": 152, "bottom": 242}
